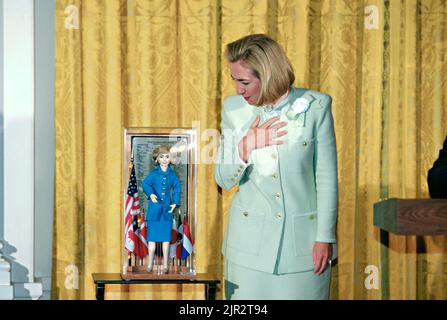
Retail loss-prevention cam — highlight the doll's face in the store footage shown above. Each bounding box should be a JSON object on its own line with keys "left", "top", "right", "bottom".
{"left": 157, "top": 153, "right": 171, "bottom": 166}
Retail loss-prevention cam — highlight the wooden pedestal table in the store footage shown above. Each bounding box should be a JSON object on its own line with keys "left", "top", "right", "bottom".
{"left": 373, "top": 198, "right": 447, "bottom": 299}
{"left": 92, "top": 272, "right": 220, "bottom": 300}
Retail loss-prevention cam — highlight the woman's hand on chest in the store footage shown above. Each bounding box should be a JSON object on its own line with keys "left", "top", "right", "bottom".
{"left": 238, "top": 115, "right": 288, "bottom": 163}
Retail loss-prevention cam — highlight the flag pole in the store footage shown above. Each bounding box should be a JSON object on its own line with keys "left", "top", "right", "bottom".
{"left": 128, "top": 148, "right": 133, "bottom": 270}
{"left": 127, "top": 148, "right": 137, "bottom": 271}
{"left": 187, "top": 210, "right": 192, "bottom": 272}
{"left": 128, "top": 149, "right": 134, "bottom": 178}
{"left": 185, "top": 209, "right": 189, "bottom": 270}
{"left": 184, "top": 209, "right": 187, "bottom": 269}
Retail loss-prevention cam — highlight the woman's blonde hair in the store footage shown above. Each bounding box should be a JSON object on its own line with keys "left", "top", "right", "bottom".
{"left": 225, "top": 34, "right": 295, "bottom": 106}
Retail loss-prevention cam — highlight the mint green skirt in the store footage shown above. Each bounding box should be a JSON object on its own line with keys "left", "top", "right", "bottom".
{"left": 224, "top": 259, "right": 331, "bottom": 300}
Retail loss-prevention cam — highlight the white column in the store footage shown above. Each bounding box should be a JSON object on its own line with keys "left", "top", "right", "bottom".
{"left": 0, "top": 0, "right": 11, "bottom": 300}
{"left": 3, "top": 0, "right": 42, "bottom": 300}
{"left": 34, "top": 0, "right": 55, "bottom": 300}
{"left": 0, "top": 242, "right": 13, "bottom": 299}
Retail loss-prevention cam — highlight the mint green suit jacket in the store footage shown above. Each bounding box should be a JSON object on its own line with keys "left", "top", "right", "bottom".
{"left": 215, "top": 87, "right": 338, "bottom": 274}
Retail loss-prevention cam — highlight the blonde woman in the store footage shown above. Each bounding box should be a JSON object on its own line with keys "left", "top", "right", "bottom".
{"left": 215, "top": 34, "right": 338, "bottom": 299}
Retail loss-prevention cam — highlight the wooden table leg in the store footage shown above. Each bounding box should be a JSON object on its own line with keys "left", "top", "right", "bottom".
{"left": 96, "top": 283, "right": 105, "bottom": 300}
{"left": 379, "top": 229, "right": 389, "bottom": 300}
{"left": 205, "top": 283, "right": 217, "bottom": 300}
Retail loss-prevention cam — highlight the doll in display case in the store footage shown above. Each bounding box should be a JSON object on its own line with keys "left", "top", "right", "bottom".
{"left": 142, "top": 145, "right": 181, "bottom": 274}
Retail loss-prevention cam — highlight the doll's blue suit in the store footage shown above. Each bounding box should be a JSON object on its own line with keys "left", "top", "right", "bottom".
{"left": 142, "top": 165, "right": 181, "bottom": 242}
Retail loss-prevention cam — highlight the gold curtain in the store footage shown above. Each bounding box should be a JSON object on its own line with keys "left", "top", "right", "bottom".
{"left": 53, "top": 0, "right": 447, "bottom": 299}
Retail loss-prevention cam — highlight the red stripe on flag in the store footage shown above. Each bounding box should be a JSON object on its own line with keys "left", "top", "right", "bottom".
{"left": 124, "top": 163, "right": 148, "bottom": 257}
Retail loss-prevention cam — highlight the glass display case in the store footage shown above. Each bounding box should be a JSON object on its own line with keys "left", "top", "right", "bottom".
{"left": 121, "top": 127, "right": 197, "bottom": 279}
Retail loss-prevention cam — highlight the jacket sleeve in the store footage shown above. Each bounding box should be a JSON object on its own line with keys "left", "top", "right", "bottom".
{"left": 171, "top": 172, "right": 181, "bottom": 206}
{"left": 314, "top": 95, "right": 338, "bottom": 243}
{"left": 214, "top": 99, "right": 250, "bottom": 190}
{"left": 142, "top": 172, "right": 155, "bottom": 198}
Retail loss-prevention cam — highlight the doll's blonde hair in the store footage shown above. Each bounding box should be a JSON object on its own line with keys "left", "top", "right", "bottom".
{"left": 152, "top": 145, "right": 172, "bottom": 163}
{"left": 225, "top": 34, "right": 295, "bottom": 106}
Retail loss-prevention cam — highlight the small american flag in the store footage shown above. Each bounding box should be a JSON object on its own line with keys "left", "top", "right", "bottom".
{"left": 124, "top": 161, "right": 148, "bottom": 257}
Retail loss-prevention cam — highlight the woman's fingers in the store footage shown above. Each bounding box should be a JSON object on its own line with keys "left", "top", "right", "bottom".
{"left": 314, "top": 254, "right": 327, "bottom": 275}
{"left": 260, "top": 116, "right": 281, "bottom": 129}
{"left": 314, "top": 257, "right": 322, "bottom": 274}
{"left": 266, "top": 129, "right": 288, "bottom": 146}
{"left": 269, "top": 121, "right": 288, "bottom": 131}
{"left": 250, "top": 115, "right": 261, "bottom": 129}
{"left": 317, "top": 258, "right": 328, "bottom": 275}
{"left": 247, "top": 116, "right": 289, "bottom": 149}
{"left": 275, "top": 130, "right": 288, "bottom": 138}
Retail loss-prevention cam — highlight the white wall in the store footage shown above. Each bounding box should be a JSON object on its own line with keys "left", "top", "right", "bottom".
{"left": 0, "top": 0, "right": 55, "bottom": 299}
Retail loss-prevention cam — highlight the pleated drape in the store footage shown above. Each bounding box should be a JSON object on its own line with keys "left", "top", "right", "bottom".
{"left": 53, "top": 0, "right": 447, "bottom": 299}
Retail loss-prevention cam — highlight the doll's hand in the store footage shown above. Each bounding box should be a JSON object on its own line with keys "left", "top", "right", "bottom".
{"left": 150, "top": 194, "right": 158, "bottom": 203}
{"left": 169, "top": 204, "right": 176, "bottom": 213}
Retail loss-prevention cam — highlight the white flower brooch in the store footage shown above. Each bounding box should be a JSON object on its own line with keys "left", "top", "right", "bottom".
{"left": 284, "top": 92, "right": 316, "bottom": 126}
